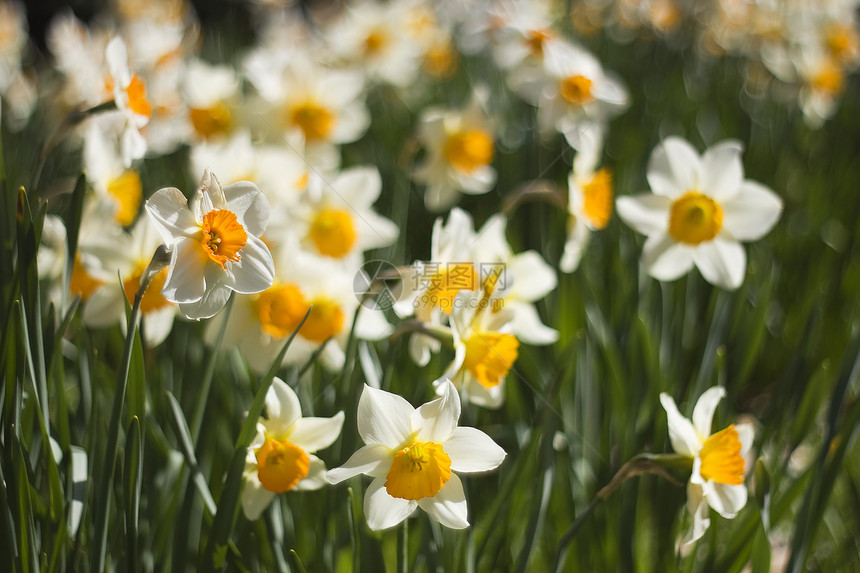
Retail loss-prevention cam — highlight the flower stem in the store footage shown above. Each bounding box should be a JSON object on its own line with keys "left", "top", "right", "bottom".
{"left": 398, "top": 520, "right": 408, "bottom": 573}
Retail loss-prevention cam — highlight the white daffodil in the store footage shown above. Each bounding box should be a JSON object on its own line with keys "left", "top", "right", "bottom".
{"left": 83, "top": 119, "right": 143, "bottom": 227}
{"left": 616, "top": 137, "right": 783, "bottom": 290}
{"left": 81, "top": 216, "right": 176, "bottom": 346}
{"left": 145, "top": 169, "right": 275, "bottom": 319}
{"left": 327, "top": 380, "right": 505, "bottom": 530}
{"left": 660, "top": 387, "right": 754, "bottom": 545}
{"left": 241, "top": 377, "right": 344, "bottom": 520}
{"left": 561, "top": 125, "right": 613, "bottom": 273}
{"left": 183, "top": 58, "right": 239, "bottom": 141}
{"left": 105, "top": 36, "right": 151, "bottom": 166}
{"left": 443, "top": 290, "right": 519, "bottom": 409}
{"left": 413, "top": 88, "right": 497, "bottom": 212}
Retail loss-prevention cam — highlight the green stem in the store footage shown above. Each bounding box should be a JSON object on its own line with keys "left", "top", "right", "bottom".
{"left": 398, "top": 520, "right": 408, "bottom": 573}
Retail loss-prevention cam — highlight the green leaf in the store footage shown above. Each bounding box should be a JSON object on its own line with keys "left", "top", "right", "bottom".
{"left": 124, "top": 416, "right": 143, "bottom": 573}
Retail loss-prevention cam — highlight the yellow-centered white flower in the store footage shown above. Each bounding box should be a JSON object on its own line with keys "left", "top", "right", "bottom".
{"left": 145, "top": 169, "right": 275, "bottom": 319}
{"left": 616, "top": 137, "right": 783, "bottom": 290}
{"left": 241, "top": 377, "right": 344, "bottom": 520}
{"left": 327, "top": 380, "right": 505, "bottom": 530}
{"left": 660, "top": 387, "right": 754, "bottom": 545}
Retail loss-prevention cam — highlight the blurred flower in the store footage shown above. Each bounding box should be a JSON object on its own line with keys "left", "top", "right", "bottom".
{"left": 83, "top": 120, "right": 143, "bottom": 227}
{"left": 560, "top": 126, "right": 613, "bottom": 272}
{"left": 183, "top": 58, "right": 239, "bottom": 141}
{"left": 327, "top": 380, "right": 505, "bottom": 530}
{"left": 242, "top": 377, "right": 344, "bottom": 520}
{"left": 616, "top": 137, "right": 782, "bottom": 290}
{"left": 145, "top": 169, "right": 275, "bottom": 319}
{"left": 105, "top": 36, "right": 151, "bottom": 166}
{"left": 413, "top": 88, "right": 497, "bottom": 212}
{"left": 660, "top": 387, "right": 753, "bottom": 544}
{"left": 0, "top": 1, "right": 36, "bottom": 128}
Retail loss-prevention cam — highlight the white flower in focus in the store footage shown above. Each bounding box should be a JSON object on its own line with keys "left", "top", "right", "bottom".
{"left": 145, "top": 169, "right": 275, "bottom": 319}
{"left": 242, "top": 377, "right": 344, "bottom": 520}
{"left": 413, "top": 89, "right": 497, "bottom": 212}
{"left": 561, "top": 126, "right": 613, "bottom": 273}
{"left": 327, "top": 380, "right": 505, "bottom": 530}
{"left": 660, "top": 387, "right": 754, "bottom": 544}
{"left": 616, "top": 137, "right": 783, "bottom": 290}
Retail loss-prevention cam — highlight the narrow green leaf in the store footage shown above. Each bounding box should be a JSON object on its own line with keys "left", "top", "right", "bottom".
{"left": 124, "top": 416, "right": 143, "bottom": 573}
{"left": 165, "top": 391, "right": 217, "bottom": 515}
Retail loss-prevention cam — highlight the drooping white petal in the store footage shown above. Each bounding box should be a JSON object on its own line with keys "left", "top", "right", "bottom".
{"left": 179, "top": 281, "right": 231, "bottom": 320}
{"left": 364, "top": 477, "right": 418, "bottom": 531}
{"left": 327, "top": 444, "right": 392, "bottom": 483}
{"left": 684, "top": 482, "right": 710, "bottom": 545}
{"left": 413, "top": 379, "right": 460, "bottom": 444}
{"left": 659, "top": 392, "right": 701, "bottom": 457}
{"left": 703, "top": 481, "right": 747, "bottom": 519}
{"left": 647, "top": 137, "right": 701, "bottom": 198}
{"left": 229, "top": 236, "right": 275, "bottom": 294}
{"left": 265, "top": 378, "right": 303, "bottom": 431}
{"left": 417, "top": 473, "right": 469, "bottom": 529}
{"left": 161, "top": 237, "right": 206, "bottom": 303}
{"left": 692, "top": 237, "right": 746, "bottom": 291}
{"left": 241, "top": 473, "right": 276, "bottom": 521}
{"left": 293, "top": 454, "right": 328, "bottom": 491}
{"left": 720, "top": 181, "right": 783, "bottom": 241}
{"left": 691, "top": 386, "right": 726, "bottom": 438}
{"left": 444, "top": 426, "right": 506, "bottom": 473}
{"left": 357, "top": 385, "right": 415, "bottom": 447}
{"left": 287, "top": 411, "right": 345, "bottom": 453}
{"left": 224, "top": 181, "right": 270, "bottom": 237}
{"left": 700, "top": 140, "right": 744, "bottom": 201}
{"left": 616, "top": 194, "right": 672, "bottom": 237}
{"left": 642, "top": 235, "right": 695, "bottom": 282}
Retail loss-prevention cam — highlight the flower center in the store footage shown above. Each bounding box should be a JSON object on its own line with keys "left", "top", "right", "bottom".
{"left": 364, "top": 30, "right": 388, "bottom": 55}
{"left": 699, "top": 425, "right": 745, "bottom": 485}
{"left": 581, "top": 168, "right": 613, "bottom": 230}
{"left": 291, "top": 101, "right": 334, "bottom": 141}
{"left": 668, "top": 192, "right": 723, "bottom": 245}
{"left": 811, "top": 60, "right": 844, "bottom": 96}
{"left": 385, "top": 441, "right": 452, "bottom": 500}
{"left": 255, "top": 438, "right": 310, "bottom": 493}
{"left": 255, "top": 283, "right": 310, "bottom": 338}
{"left": 309, "top": 208, "right": 356, "bottom": 258}
{"left": 107, "top": 170, "right": 142, "bottom": 227}
{"left": 70, "top": 256, "right": 104, "bottom": 301}
{"left": 189, "top": 101, "right": 233, "bottom": 139}
{"left": 201, "top": 209, "right": 248, "bottom": 269}
{"left": 560, "top": 75, "right": 594, "bottom": 106}
{"left": 300, "top": 297, "right": 345, "bottom": 343}
{"left": 123, "top": 264, "right": 171, "bottom": 314}
{"left": 125, "top": 73, "right": 151, "bottom": 118}
{"left": 826, "top": 24, "right": 858, "bottom": 62}
{"left": 463, "top": 331, "right": 519, "bottom": 389}
{"left": 526, "top": 28, "right": 553, "bottom": 57}
{"left": 423, "top": 40, "right": 458, "bottom": 79}
{"left": 420, "top": 263, "right": 478, "bottom": 315}
{"left": 444, "top": 129, "right": 495, "bottom": 174}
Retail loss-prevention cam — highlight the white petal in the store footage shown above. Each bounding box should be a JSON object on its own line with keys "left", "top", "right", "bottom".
{"left": 692, "top": 238, "right": 746, "bottom": 290}
{"left": 647, "top": 137, "right": 701, "bottom": 198}
{"left": 508, "top": 251, "right": 557, "bottom": 302}
{"left": 224, "top": 181, "right": 270, "bottom": 237}
{"left": 293, "top": 454, "right": 328, "bottom": 491}
{"left": 659, "top": 393, "right": 700, "bottom": 457}
{"left": 179, "top": 281, "right": 231, "bottom": 320}
{"left": 265, "top": 378, "right": 302, "bottom": 431}
{"left": 735, "top": 422, "right": 755, "bottom": 458}
{"left": 161, "top": 238, "right": 206, "bottom": 303}
{"left": 417, "top": 473, "right": 469, "bottom": 529}
{"left": 703, "top": 481, "right": 747, "bottom": 518}
{"left": 333, "top": 166, "right": 382, "bottom": 206}
{"left": 642, "top": 235, "right": 694, "bottom": 282}
{"left": 684, "top": 482, "right": 710, "bottom": 545}
{"left": 700, "top": 140, "right": 744, "bottom": 201}
{"left": 357, "top": 385, "right": 415, "bottom": 448}
{"left": 364, "top": 477, "right": 417, "bottom": 531}
{"left": 444, "top": 426, "right": 506, "bottom": 473}
{"left": 287, "top": 411, "right": 345, "bottom": 453}
{"left": 145, "top": 187, "right": 198, "bottom": 241}
{"left": 560, "top": 217, "right": 589, "bottom": 273}
{"left": 241, "top": 473, "right": 275, "bottom": 521}
{"left": 691, "top": 386, "right": 726, "bottom": 438}
{"left": 463, "top": 378, "right": 505, "bottom": 409}
{"left": 721, "top": 181, "right": 783, "bottom": 241}
{"left": 413, "top": 379, "right": 460, "bottom": 444}
{"left": 616, "top": 195, "right": 671, "bottom": 237}
{"left": 505, "top": 301, "right": 559, "bottom": 346}
{"left": 230, "top": 236, "right": 275, "bottom": 294}
{"left": 327, "top": 444, "right": 392, "bottom": 483}
{"left": 355, "top": 211, "right": 399, "bottom": 251}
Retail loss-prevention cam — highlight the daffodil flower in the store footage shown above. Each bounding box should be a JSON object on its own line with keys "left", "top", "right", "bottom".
{"left": 660, "top": 387, "right": 754, "bottom": 544}
{"left": 145, "top": 169, "right": 275, "bottom": 319}
{"left": 617, "top": 137, "right": 783, "bottom": 290}
{"left": 327, "top": 380, "right": 506, "bottom": 530}
{"left": 241, "top": 377, "right": 345, "bottom": 520}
